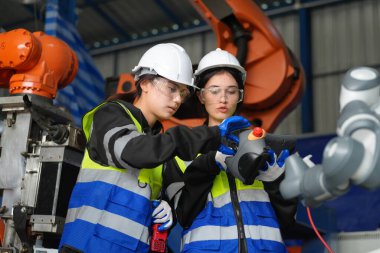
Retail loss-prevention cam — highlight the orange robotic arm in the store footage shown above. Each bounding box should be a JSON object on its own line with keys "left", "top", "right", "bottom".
{"left": 181, "top": 0, "right": 304, "bottom": 132}
{"left": 0, "top": 28, "right": 78, "bottom": 99}
{"left": 110, "top": 0, "right": 304, "bottom": 132}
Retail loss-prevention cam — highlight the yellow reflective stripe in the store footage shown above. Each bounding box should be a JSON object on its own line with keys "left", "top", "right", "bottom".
{"left": 211, "top": 172, "right": 230, "bottom": 198}
{"left": 81, "top": 149, "right": 124, "bottom": 172}
{"left": 151, "top": 167, "right": 163, "bottom": 199}
{"left": 211, "top": 171, "right": 264, "bottom": 198}
{"left": 174, "top": 156, "right": 187, "bottom": 173}
{"left": 236, "top": 178, "right": 263, "bottom": 190}
{"left": 175, "top": 154, "right": 202, "bottom": 174}
{"left": 138, "top": 167, "right": 163, "bottom": 200}
{"left": 82, "top": 102, "right": 106, "bottom": 141}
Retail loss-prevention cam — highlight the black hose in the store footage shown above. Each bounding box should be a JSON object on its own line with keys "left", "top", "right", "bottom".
{"left": 221, "top": 14, "right": 251, "bottom": 67}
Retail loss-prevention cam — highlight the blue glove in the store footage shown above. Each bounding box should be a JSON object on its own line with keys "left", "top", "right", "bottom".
{"left": 218, "top": 116, "right": 251, "bottom": 155}
{"left": 152, "top": 200, "right": 173, "bottom": 232}
{"left": 257, "top": 149, "right": 289, "bottom": 182}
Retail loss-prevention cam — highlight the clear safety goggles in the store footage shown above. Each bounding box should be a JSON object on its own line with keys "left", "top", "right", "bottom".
{"left": 152, "top": 77, "right": 191, "bottom": 103}
{"left": 200, "top": 86, "right": 244, "bottom": 103}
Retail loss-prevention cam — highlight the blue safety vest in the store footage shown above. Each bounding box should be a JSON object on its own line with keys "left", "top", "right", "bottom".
{"left": 59, "top": 102, "right": 162, "bottom": 253}
{"left": 175, "top": 158, "right": 287, "bottom": 253}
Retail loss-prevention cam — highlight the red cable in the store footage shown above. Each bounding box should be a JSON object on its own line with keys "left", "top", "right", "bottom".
{"left": 306, "top": 207, "right": 334, "bottom": 253}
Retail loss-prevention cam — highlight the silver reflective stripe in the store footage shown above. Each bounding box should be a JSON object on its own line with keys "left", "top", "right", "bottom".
{"left": 66, "top": 206, "right": 102, "bottom": 224}
{"left": 213, "top": 192, "right": 231, "bottom": 208}
{"left": 182, "top": 225, "right": 236, "bottom": 244}
{"left": 77, "top": 168, "right": 117, "bottom": 184}
{"left": 183, "top": 160, "right": 193, "bottom": 167}
{"left": 99, "top": 209, "right": 150, "bottom": 244}
{"left": 213, "top": 189, "right": 270, "bottom": 208}
{"left": 103, "top": 125, "right": 139, "bottom": 168}
{"left": 65, "top": 206, "right": 149, "bottom": 245}
{"left": 245, "top": 225, "right": 283, "bottom": 243}
{"left": 76, "top": 169, "right": 151, "bottom": 198}
{"left": 173, "top": 189, "right": 182, "bottom": 209}
{"left": 114, "top": 128, "right": 143, "bottom": 169}
{"left": 237, "top": 189, "right": 270, "bottom": 203}
{"left": 182, "top": 225, "right": 283, "bottom": 245}
{"left": 165, "top": 182, "right": 185, "bottom": 200}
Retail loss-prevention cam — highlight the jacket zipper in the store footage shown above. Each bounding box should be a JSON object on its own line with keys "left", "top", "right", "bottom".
{"left": 227, "top": 172, "right": 248, "bottom": 253}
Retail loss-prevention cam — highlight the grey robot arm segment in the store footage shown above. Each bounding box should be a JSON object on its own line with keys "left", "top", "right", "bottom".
{"left": 280, "top": 66, "right": 380, "bottom": 207}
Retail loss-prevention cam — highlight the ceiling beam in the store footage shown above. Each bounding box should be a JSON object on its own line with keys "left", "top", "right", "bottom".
{"left": 85, "top": 0, "right": 130, "bottom": 40}
{"left": 154, "top": 0, "right": 182, "bottom": 25}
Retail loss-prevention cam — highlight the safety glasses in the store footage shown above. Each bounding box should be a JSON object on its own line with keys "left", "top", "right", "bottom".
{"left": 152, "top": 77, "right": 191, "bottom": 103}
{"left": 200, "top": 86, "right": 244, "bottom": 103}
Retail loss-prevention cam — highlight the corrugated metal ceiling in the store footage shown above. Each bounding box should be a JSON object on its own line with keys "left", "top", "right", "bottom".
{"left": 0, "top": 0, "right": 296, "bottom": 52}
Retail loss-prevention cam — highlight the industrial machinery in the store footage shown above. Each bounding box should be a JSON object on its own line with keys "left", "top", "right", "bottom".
{"left": 0, "top": 29, "right": 84, "bottom": 253}
{"left": 225, "top": 66, "right": 380, "bottom": 252}
{"left": 223, "top": 67, "right": 380, "bottom": 206}
{"left": 109, "top": 0, "right": 304, "bottom": 132}
{"left": 280, "top": 66, "right": 380, "bottom": 207}
{"left": 1, "top": 1, "right": 305, "bottom": 252}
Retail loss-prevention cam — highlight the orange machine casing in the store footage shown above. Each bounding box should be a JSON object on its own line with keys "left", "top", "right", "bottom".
{"left": 0, "top": 28, "right": 78, "bottom": 99}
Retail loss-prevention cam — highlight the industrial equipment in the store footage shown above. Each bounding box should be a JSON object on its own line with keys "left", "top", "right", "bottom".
{"left": 1, "top": 1, "right": 305, "bottom": 252}
{"left": 225, "top": 66, "right": 380, "bottom": 252}
{"left": 0, "top": 28, "right": 84, "bottom": 253}
{"left": 280, "top": 66, "right": 380, "bottom": 207}
{"left": 109, "top": 0, "right": 304, "bottom": 132}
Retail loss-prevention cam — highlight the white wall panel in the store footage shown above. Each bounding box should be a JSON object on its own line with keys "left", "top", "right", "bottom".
{"left": 272, "top": 13, "right": 302, "bottom": 135}
{"left": 96, "top": 32, "right": 212, "bottom": 78}
{"left": 93, "top": 53, "right": 116, "bottom": 78}
{"left": 313, "top": 0, "right": 380, "bottom": 74}
{"left": 116, "top": 44, "right": 153, "bottom": 74}
{"left": 274, "top": 106, "right": 303, "bottom": 135}
{"left": 311, "top": 0, "right": 380, "bottom": 133}
{"left": 171, "top": 31, "right": 212, "bottom": 64}
{"left": 313, "top": 75, "right": 341, "bottom": 133}
{"left": 272, "top": 14, "right": 300, "bottom": 57}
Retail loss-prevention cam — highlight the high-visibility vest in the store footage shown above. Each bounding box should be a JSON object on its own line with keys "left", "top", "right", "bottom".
{"left": 175, "top": 157, "right": 287, "bottom": 253}
{"left": 59, "top": 101, "right": 163, "bottom": 253}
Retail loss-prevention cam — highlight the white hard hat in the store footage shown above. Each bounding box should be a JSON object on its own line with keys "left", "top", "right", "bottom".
{"left": 194, "top": 48, "right": 246, "bottom": 84}
{"left": 132, "top": 43, "right": 195, "bottom": 88}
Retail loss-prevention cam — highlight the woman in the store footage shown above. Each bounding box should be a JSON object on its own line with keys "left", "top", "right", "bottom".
{"left": 165, "top": 48, "right": 297, "bottom": 253}
{"left": 58, "top": 44, "right": 250, "bottom": 253}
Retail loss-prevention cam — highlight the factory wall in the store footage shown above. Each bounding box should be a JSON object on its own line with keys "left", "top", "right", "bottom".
{"left": 92, "top": 0, "right": 380, "bottom": 135}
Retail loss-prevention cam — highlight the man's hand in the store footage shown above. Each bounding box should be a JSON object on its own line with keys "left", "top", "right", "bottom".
{"left": 152, "top": 200, "right": 173, "bottom": 232}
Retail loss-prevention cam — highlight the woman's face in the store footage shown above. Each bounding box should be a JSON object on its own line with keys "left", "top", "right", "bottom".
{"left": 198, "top": 71, "right": 242, "bottom": 126}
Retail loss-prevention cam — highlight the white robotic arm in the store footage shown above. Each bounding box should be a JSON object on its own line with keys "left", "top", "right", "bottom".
{"left": 280, "top": 66, "right": 380, "bottom": 207}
